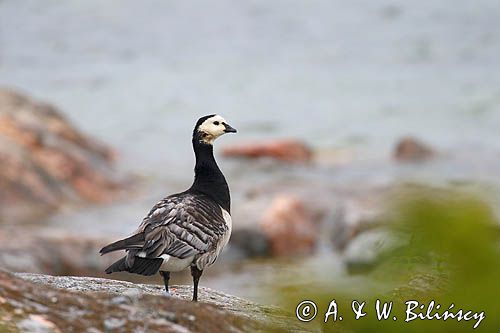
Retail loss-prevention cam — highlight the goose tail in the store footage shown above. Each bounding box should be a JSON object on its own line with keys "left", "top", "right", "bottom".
{"left": 105, "top": 256, "right": 163, "bottom": 276}
{"left": 99, "top": 233, "right": 145, "bottom": 255}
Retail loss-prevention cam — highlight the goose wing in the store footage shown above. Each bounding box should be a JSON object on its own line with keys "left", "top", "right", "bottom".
{"left": 135, "top": 192, "right": 228, "bottom": 259}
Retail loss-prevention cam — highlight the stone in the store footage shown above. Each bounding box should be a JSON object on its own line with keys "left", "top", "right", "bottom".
{"left": 228, "top": 229, "right": 270, "bottom": 260}
{"left": 0, "top": 227, "right": 119, "bottom": 276}
{"left": 222, "top": 139, "right": 313, "bottom": 162}
{"left": 393, "top": 136, "right": 435, "bottom": 162}
{"left": 0, "top": 88, "right": 127, "bottom": 223}
{"left": 329, "top": 195, "right": 384, "bottom": 251}
{"left": 260, "top": 195, "right": 318, "bottom": 256}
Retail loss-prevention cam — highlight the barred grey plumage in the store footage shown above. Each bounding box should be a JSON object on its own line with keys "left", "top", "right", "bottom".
{"left": 136, "top": 193, "right": 230, "bottom": 267}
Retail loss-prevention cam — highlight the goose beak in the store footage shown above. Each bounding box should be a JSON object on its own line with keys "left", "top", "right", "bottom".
{"left": 224, "top": 123, "right": 237, "bottom": 133}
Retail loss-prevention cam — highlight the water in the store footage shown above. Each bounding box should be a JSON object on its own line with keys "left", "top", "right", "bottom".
{"left": 2, "top": 0, "right": 500, "bottom": 168}
{"left": 1, "top": 0, "right": 500, "bottom": 301}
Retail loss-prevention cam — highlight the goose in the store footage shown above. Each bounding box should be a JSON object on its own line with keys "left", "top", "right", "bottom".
{"left": 100, "top": 115, "right": 237, "bottom": 301}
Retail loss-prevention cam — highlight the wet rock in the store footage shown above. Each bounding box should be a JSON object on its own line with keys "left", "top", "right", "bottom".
{"left": 0, "top": 270, "right": 311, "bottom": 332}
{"left": 222, "top": 139, "right": 313, "bottom": 162}
{"left": 260, "top": 195, "right": 319, "bottom": 256}
{"left": 0, "top": 88, "right": 126, "bottom": 223}
{"left": 393, "top": 136, "right": 435, "bottom": 162}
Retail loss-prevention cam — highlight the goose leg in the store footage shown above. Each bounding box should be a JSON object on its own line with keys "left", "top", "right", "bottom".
{"left": 190, "top": 265, "right": 203, "bottom": 302}
{"left": 159, "top": 271, "right": 170, "bottom": 294}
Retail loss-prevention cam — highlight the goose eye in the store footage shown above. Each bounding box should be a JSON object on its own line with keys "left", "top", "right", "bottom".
{"left": 213, "top": 121, "right": 220, "bottom": 125}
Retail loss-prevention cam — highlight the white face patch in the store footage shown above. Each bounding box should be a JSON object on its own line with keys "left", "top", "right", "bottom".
{"left": 197, "top": 115, "right": 228, "bottom": 144}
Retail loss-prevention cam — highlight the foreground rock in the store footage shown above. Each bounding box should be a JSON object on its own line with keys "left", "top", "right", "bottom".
{"left": 0, "top": 270, "right": 311, "bottom": 333}
{"left": 222, "top": 139, "right": 313, "bottom": 162}
{"left": 0, "top": 88, "right": 127, "bottom": 223}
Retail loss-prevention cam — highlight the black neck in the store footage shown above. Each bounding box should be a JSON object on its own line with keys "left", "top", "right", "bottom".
{"left": 189, "top": 134, "right": 231, "bottom": 213}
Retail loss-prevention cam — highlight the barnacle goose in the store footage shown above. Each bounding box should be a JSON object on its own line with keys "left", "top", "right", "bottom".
{"left": 100, "top": 115, "right": 237, "bottom": 301}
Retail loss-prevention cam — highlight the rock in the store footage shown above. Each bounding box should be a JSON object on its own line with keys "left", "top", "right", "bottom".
{"left": 342, "top": 229, "right": 401, "bottom": 274}
{"left": 0, "top": 226, "right": 269, "bottom": 276}
{"left": 103, "top": 317, "right": 126, "bottom": 330}
{"left": 0, "top": 227, "right": 119, "bottom": 276}
{"left": 329, "top": 195, "right": 384, "bottom": 251}
{"left": 226, "top": 229, "right": 270, "bottom": 260}
{"left": 222, "top": 139, "right": 313, "bottom": 162}
{"left": 327, "top": 189, "right": 404, "bottom": 273}
{"left": 260, "top": 195, "right": 319, "bottom": 256}
{"left": 0, "top": 270, "right": 311, "bottom": 332}
{"left": 393, "top": 136, "right": 435, "bottom": 162}
{"left": 0, "top": 88, "right": 127, "bottom": 223}
{"left": 17, "top": 314, "right": 61, "bottom": 333}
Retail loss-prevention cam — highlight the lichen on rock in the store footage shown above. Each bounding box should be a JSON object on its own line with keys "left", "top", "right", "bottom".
{"left": 0, "top": 270, "right": 312, "bottom": 333}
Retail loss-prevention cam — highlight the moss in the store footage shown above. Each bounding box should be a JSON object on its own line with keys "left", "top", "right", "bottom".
{"left": 274, "top": 187, "right": 500, "bottom": 332}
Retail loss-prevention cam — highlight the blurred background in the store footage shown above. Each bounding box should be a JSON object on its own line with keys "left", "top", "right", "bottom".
{"left": 1, "top": 0, "right": 499, "bottom": 331}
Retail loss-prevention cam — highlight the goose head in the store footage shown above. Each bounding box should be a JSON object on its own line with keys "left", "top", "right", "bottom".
{"left": 194, "top": 114, "right": 237, "bottom": 145}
